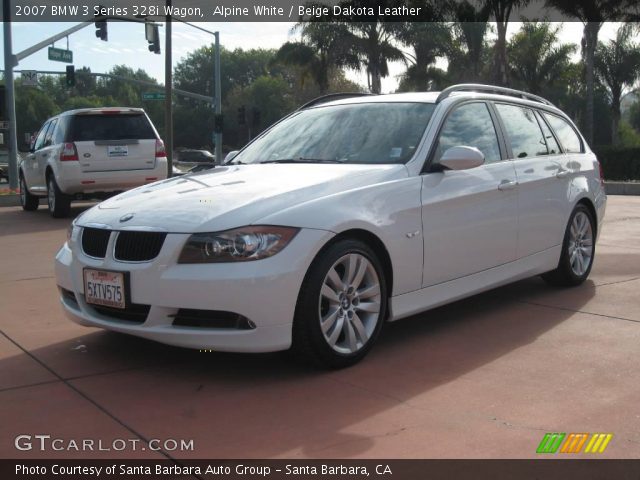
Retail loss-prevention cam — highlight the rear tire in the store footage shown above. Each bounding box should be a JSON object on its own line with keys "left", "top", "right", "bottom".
{"left": 47, "top": 174, "right": 71, "bottom": 218}
{"left": 20, "top": 174, "right": 39, "bottom": 211}
{"left": 291, "top": 239, "right": 387, "bottom": 369}
{"left": 542, "top": 204, "right": 595, "bottom": 287}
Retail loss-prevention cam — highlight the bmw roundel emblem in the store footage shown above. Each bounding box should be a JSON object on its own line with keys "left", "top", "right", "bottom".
{"left": 119, "top": 213, "right": 135, "bottom": 223}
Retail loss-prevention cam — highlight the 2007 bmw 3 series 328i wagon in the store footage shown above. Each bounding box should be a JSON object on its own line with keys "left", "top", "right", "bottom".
{"left": 55, "top": 84, "right": 606, "bottom": 368}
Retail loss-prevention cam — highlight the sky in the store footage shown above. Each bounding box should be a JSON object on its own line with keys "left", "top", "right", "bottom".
{"left": 1, "top": 21, "right": 624, "bottom": 94}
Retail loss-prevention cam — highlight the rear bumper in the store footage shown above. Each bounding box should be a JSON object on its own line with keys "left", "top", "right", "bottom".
{"left": 54, "top": 160, "right": 167, "bottom": 195}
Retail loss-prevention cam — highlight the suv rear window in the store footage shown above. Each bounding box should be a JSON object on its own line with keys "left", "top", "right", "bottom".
{"left": 68, "top": 114, "right": 155, "bottom": 142}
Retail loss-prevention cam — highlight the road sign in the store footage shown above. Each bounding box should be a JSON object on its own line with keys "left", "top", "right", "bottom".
{"left": 48, "top": 47, "right": 73, "bottom": 63}
{"left": 142, "top": 92, "right": 166, "bottom": 101}
{"left": 21, "top": 71, "right": 38, "bottom": 86}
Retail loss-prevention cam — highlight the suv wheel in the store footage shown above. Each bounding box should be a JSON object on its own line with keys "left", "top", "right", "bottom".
{"left": 291, "top": 239, "right": 387, "bottom": 368}
{"left": 47, "top": 174, "right": 71, "bottom": 218}
{"left": 542, "top": 204, "right": 595, "bottom": 287}
{"left": 20, "top": 174, "right": 39, "bottom": 211}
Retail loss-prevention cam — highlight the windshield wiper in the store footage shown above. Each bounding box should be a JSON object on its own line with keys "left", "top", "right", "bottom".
{"left": 259, "top": 158, "right": 342, "bottom": 164}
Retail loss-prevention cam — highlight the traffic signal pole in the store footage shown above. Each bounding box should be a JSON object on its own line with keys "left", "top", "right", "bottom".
{"left": 214, "top": 32, "right": 221, "bottom": 164}
{"left": 3, "top": 0, "right": 19, "bottom": 190}
{"left": 164, "top": 0, "right": 173, "bottom": 176}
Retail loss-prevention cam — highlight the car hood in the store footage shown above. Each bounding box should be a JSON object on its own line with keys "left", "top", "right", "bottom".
{"left": 76, "top": 163, "right": 407, "bottom": 232}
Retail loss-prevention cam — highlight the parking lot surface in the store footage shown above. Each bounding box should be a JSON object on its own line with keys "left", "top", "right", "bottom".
{"left": 0, "top": 196, "right": 638, "bottom": 459}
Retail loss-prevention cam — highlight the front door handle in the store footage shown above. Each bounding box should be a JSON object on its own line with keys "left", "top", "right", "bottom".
{"left": 498, "top": 180, "right": 518, "bottom": 191}
{"left": 555, "top": 169, "right": 569, "bottom": 179}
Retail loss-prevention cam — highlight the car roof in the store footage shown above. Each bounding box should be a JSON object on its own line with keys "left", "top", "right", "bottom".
{"left": 59, "top": 107, "right": 146, "bottom": 116}
{"left": 310, "top": 89, "right": 566, "bottom": 116}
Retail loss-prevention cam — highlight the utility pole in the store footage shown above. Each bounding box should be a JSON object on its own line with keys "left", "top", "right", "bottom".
{"left": 164, "top": 0, "right": 173, "bottom": 177}
{"left": 214, "top": 32, "right": 222, "bottom": 164}
{"left": 3, "top": 0, "right": 19, "bottom": 191}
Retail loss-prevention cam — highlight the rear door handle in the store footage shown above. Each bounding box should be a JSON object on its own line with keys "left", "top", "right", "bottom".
{"left": 498, "top": 180, "right": 518, "bottom": 191}
{"left": 555, "top": 169, "right": 569, "bottom": 179}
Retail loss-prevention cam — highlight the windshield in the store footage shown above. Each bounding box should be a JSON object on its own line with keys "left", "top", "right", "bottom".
{"left": 69, "top": 114, "right": 155, "bottom": 141}
{"left": 231, "top": 102, "right": 435, "bottom": 165}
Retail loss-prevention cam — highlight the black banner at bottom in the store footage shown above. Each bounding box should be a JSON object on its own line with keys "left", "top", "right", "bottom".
{"left": 3, "top": 459, "right": 640, "bottom": 480}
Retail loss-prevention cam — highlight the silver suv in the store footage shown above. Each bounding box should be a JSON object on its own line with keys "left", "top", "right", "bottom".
{"left": 19, "top": 107, "right": 167, "bottom": 217}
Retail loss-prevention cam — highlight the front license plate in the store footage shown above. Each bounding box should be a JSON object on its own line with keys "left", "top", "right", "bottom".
{"left": 84, "top": 269, "right": 126, "bottom": 309}
{"left": 107, "top": 145, "right": 128, "bottom": 157}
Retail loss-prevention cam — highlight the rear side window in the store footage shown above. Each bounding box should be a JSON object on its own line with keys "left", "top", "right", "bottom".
{"left": 496, "top": 104, "right": 548, "bottom": 159}
{"left": 534, "top": 111, "right": 560, "bottom": 154}
{"left": 68, "top": 114, "right": 155, "bottom": 141}
{"left": 44, "top": 119, "right": 58, "bottom": 147}
{"left": 543, "top": 113, "right": 583, "bottom": 153}
{"left": 33, "top": 121, "right": 50, "bottom": 151}
{"left": 434, "top": 102, "right": 501, "bottom": 164}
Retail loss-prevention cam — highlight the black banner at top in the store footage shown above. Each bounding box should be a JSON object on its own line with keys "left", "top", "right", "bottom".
{"left": 2, "top": 0, "right": 640, "bottom": 22}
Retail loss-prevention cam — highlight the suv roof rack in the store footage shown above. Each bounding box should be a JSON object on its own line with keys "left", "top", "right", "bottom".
{"left": 298, "top": 92, "right": 377, "bottom": 110}
{"left": 436, "top": 84, "right": 554, "bottom": 106}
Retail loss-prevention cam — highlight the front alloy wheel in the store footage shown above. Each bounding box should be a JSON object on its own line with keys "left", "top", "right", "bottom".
{"left": 292, "top": 239, "right": 387, "bottom": 368}
{"left": 319, "top": 253, "right": 382, "bottom": 355}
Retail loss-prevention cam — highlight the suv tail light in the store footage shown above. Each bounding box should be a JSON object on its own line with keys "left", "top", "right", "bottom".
{"left": 60, "top": 142, "right": 78, "bottom": 161}
{"left": 155, "top": 139, "right": 167, "bottom": 158}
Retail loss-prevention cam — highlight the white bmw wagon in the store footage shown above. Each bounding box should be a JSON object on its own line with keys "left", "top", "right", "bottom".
{"left": 55, "top": 84, "right": 606, "bottom": 368}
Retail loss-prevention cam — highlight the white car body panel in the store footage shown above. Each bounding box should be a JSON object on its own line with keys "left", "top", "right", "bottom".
{"left": 54, "top": 90, "right": 607, "bottom": 353}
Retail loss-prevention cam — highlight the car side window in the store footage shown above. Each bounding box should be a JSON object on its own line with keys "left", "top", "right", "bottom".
{"left": 543, "top": 113, "right": 584, "bottom": 153}
{"left": 535, "top": 111, "right": 561, "bottom": 154}
{"left": 495, "top": 104, "right": 548, "bottom": 159}
{"left": 43, "top": 119, "right": 58, "bottom": 147}
{"left": 434, "top": 102, "right": 501, "bottom": 164}
{"left": 33, "top": 122, "right": 50, "bottom": 151}
{"left": 52, "top": 118, "right": 66, "bottom": 145}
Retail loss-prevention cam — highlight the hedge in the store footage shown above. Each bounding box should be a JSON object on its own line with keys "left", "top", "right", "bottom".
{"left": 593, "top": 146, "right": 640, "bottom": 181}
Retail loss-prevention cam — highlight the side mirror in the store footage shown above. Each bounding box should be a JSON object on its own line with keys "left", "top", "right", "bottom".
{"left": 224, "top": 150, "right": 239, "bottom": 163}
{"left": 29, "top": 136, "right": 36, "bottom": 153}
{"left": 439, "top": 146, "right": 485, "bottom": 171}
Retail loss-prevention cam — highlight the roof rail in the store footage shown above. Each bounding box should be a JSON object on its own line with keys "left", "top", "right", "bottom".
{"left": 436, "top": 84, "right": 554, "bottom": 106}
{"left": 298, "top": 92, "right": 377, "bottom": 110}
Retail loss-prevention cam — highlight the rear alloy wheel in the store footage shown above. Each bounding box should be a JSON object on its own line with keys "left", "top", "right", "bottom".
{"left": 47, "top": 174, "right": 71, "bottom": 218}
{"left": 292, "top": 239, "right": 387, "bottom": 368}
{"left": 20, "top": 174, "right": 39, "bottom": 211}
{"left": 542, "top": 204, "right": 595, "bottom": 287}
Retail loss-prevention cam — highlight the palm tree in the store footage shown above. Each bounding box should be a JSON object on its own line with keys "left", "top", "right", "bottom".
{"left": 447, "top": 1, "right": 492, "bottom": 83}
{"left": 544, "top": 0, "right": 631, "bottom": 145}
{"left": 595, "top": 24, "right": 640, "bottom": 145}
{"left": 395, "top": 22, "right": 451, "bottom": 91}
{"left": 484, "top": 0, "right": 530, "bottom": 86}
{"left": 508, "top": 22, "right": 576, "bottom": 96}
{"left": 273, "top": 23, "right": 359, "bottom": 93}
{"left": 348, "top": 21, "right": 408, "bottom": 93}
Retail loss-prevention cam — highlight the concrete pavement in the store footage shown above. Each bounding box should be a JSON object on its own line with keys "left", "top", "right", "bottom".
{"left": 0, "top": 197, "right": 638, "bottom": 459}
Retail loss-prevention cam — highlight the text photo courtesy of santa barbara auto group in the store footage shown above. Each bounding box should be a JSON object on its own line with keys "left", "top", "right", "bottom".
{"left": 1, "top": 0, "right": 640, "bottom": 479}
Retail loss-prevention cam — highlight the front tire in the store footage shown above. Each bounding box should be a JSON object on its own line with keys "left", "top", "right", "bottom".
{"left": 291, "top": 239, "right": 387, "bottom": 369}
{"left": 542, "top": 204, "right": 596, "bottom": 287}
{"left": 47, "top": 174, "right": 71, "bottom": 218}
{"left": 20, "top": 174, "right": 39, "bottom": 211}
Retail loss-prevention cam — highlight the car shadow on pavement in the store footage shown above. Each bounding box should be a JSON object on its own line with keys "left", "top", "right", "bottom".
{"left": 0, "top": 275, "right": 596, "bottom": 459}
{"left": 0, "top": 204, "right": 95, "bottom": 237}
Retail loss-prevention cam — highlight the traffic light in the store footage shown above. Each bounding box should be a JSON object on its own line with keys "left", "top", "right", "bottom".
{"left": 95, "top": 20, "right": 107, "bottom": 41}
{"left": 146, "top": 22, "right": 160, "bottom": 54}
{"left": 0, "top": 85, "right": 5, "bottom": 120}
{"left": 214, "top": 114, "right": 224, "bottom": 134}
{"left": 237, "top": 106, "right": 246, "bottom": 125}
{"left": 252, "top": 107, "right": 261, "bottom": 128}
{"left": 65, "top": 66, "right": 75, "bottom": 87}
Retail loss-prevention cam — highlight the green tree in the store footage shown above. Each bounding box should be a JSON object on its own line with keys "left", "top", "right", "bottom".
{"left": 447, "top": 2, "right": 493, "bottom": 83}
{"left": 595, "top": 24, "right": 640, "bottom": 145}
{"left": 273, "top": 22, "right": 359, "bottom": 93}
{"left": 484, "top": 0, "right": 530, "bottom": 86}
{"left": 544, "top": 0, "right": 630, "bottom": 145}
{"left": 508, "top": 22, "right": 576, "bottom": 95}
{"left": 14, "top": 80, "right": 58, "bottom": 145}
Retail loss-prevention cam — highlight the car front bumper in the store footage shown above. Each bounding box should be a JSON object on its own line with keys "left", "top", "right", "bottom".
{"left": 54, "top": 227, "right": 334, "bottom": 352}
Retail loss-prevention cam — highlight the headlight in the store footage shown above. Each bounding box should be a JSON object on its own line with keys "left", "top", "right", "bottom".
{"left": 178, "top": 226, "right": 299, "bottom": 263}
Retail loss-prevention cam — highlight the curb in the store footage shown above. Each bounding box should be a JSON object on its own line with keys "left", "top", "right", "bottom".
{"left": 604, "top": 181, "right": 640, "bottom": 195}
